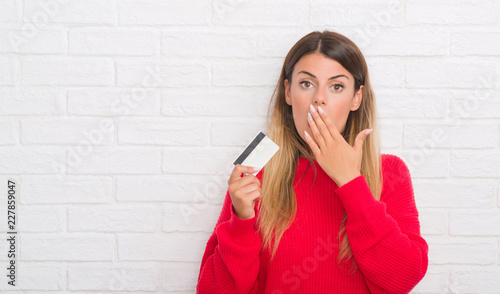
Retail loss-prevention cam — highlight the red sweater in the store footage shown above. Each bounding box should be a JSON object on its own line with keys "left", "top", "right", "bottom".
{"left": 197, "top": 154, "right": 428, "bottom": 293}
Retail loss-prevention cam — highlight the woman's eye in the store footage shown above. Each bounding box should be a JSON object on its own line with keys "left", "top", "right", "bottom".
{"left": 332, "top": 84, "right": 344, "bottom": 92}
{"left": 300, "top": 81, "right": 312, "bottom": 88}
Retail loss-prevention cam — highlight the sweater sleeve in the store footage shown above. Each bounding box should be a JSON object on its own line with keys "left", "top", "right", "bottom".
{"left": 196, "top": 184, "right": 262, "bottom": 293}
{"left": 334, "top": 154, "right": 428, "bottom": 294}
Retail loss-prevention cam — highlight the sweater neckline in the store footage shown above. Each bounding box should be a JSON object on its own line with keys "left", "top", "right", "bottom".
{"left": 297, "top": 156, "right": 320, "bottom": 173}
{"left": 296, "top": 156, "right": 342, "bottom": 190}
{"left": 297, "top": 156, "right": 316, "bottom": 164}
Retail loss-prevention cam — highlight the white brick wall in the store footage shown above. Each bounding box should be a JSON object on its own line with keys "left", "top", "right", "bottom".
{"left": 0, "top": 0, "right": 498, "bottom": 293}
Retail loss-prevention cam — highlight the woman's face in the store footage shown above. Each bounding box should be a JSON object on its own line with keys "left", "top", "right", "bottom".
{"left": 284, "top": 52, "right": 363, "bottom": 146}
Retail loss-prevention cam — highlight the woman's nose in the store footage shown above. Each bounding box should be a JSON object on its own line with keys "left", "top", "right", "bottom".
{"left": 313, "top": 89, "right": 327, "bottom": 105}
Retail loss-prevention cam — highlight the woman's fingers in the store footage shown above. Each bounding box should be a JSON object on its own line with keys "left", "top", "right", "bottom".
{"left": 304, "top": 130, "right": 321, "bottom": 156}
{"left": 309, "top": 105, "right": 334, "bottom": 146}
{"left": 228, "top": 164, "right": 259, "bottom": 185}
{"left": 228, "top": 165, "right": 262, "bottom": 220}
{"left": 317, "top": 105, "right": 343, "bottom": 141}
{"left": 237, "top": 178, "right": 261, "bottom": 194}
{"left": 307, "top": 108, "right": 326, "bottom": 149}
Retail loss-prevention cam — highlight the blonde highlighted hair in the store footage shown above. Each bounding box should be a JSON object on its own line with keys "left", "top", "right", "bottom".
{"left": 256, "top": 30, "right": 383, "bottom": 271}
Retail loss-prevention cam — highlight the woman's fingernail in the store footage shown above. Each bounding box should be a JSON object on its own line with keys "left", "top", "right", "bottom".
{"left": 317, "top": 106, "right": 325, "bottom": 115}
{"left": 365, "top": 129, "right": 373, "bottom": 135}
{"left": 307, "top": 112, "right": 313, "bottom": 121}
{"left": 304, "top": 130, "right": 311, "bottom": 139}
{"left": 309, "top": 104, "right": 316, "bottom": 113}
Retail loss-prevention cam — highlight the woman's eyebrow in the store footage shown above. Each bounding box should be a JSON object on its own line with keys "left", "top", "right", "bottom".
{"left": 297, "top": 70, "right": 349, "bottom": 80}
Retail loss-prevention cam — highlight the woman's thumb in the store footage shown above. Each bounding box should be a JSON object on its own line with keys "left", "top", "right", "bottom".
{"left": 354, "top": 129, "right": 373, "bottom": 152}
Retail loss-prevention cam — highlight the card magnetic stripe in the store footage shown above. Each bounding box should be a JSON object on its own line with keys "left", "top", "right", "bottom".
{"left": 233, "top": 132, "right": 266, "bottom": 165}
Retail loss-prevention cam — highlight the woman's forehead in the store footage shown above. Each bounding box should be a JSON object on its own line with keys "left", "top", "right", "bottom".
{"left": 293, "top": 53, "right": 352, "bottom": 80}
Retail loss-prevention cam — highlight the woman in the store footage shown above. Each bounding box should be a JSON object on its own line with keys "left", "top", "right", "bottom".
{"left": 196, "top": 30, "right": 428, "bottom": 294}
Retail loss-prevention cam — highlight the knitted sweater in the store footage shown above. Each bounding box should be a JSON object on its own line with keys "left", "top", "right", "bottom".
{"left": 197, "top": 154, "right": 428, "bottom": 293}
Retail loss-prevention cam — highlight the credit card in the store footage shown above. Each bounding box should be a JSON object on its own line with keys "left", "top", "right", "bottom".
{"left": 233, "top": 131, "right": 280, "bottom": 176}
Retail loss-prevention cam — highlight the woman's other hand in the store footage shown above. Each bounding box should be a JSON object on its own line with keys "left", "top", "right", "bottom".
{"left": 227, "top": 164, "right": 262, "bottom": 220}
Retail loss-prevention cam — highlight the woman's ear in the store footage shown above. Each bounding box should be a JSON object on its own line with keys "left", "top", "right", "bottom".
{"left": 350, "top": 85, "right": 363, "bottom": 111}
{"left": 284, "top": 79, "right": 292, "bottom": 106}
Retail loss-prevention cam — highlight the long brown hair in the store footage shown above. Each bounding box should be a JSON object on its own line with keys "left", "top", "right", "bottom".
{"left": 256, "top": 30, "right": 383, "bottom": 270}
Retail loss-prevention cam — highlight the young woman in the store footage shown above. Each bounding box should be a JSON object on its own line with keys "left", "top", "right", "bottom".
{"left": 196, "top": 30, "right": 428, "bottom": 294}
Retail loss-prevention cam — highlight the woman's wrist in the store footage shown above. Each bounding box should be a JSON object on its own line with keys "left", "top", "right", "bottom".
{"left": 334, "top": 171, "right": 362, "bottom": 188}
